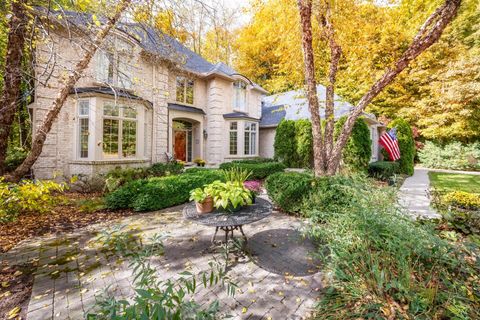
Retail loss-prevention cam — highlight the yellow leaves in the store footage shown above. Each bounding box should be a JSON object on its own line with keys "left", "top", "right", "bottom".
{"left": 1, "top": 281, "right": 10, "bottom": 288}
{"left": 7, "top": 306, "right": 20, "bottom": 319}
{"left": 92, "top": 14, "right": 101, "bottom": 27}
{"left": 13, "top": 270, "right": 22, "bottom": 277}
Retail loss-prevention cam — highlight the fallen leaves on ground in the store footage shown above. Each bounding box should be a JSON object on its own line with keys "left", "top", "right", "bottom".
{"left": 0, "top": 192, "right": 135, "bottom": 253}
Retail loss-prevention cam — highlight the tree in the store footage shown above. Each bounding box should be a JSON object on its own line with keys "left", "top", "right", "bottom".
{"left": 6, "top": 0, "right": 132, "bottom": 182}
{"left": 297, "top": 0, "right": 462, "bottom": 176}
{"left": 0, "top": 0, "right": 29, "bottom": 174}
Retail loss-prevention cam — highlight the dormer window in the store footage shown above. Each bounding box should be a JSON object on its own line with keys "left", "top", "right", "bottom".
{"left": 176, "top": 76, "right": 194, "bottom": 104}
{"left": 96, "top": 36, "right": 134, "bottom": 89}
{"left": 233, "top": 80, "right": 247, "bottom": 111}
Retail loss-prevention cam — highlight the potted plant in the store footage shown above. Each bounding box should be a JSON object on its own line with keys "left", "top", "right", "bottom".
{"left": 189, "top": 187, "right": 214, "bottom": 214}
{"left": 193, "top": 158, "right": 206, "bottom": 167}
{"left": 208, "top": 181, "right": 253, "bottom": 213}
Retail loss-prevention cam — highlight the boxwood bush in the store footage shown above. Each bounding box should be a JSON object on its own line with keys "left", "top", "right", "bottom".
{"left": 368, "top": 161, "right": 400, "bottom": 181}
{"left": 265, "top": 172, "right": 314, "bottom": 214}
{"left": 105, "top": 169, "right": 224, "bottom": 211}
{"left": 418, "top": 141, "right": 480, "bottom": 171}
{"left": 219, "top": 160, "right": 286, "bottom": 179}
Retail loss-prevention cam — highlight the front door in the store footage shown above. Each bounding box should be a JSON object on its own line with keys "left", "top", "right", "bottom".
{"left": 174, "top": 130, "right": 187, "bottom": 161}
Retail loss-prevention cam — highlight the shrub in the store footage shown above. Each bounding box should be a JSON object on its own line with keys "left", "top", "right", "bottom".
{"left": 418, "top": 141, "right": 480, "bottom": 171}
{"left": 334, "top": 116, "right": 372, "bottom": 172}
{"left": 105, "top": 169, "right": 224, "bottom": 211}
{"left": 219, "top": 161, "right": 286, "bottom": 180}
{"left": 442, "top": 191, "right": 480, "bottom": 211}
{"left": 274, "top": 119, "right": 297, "bottom": 166}
{"left": 0, "top": 178, "right": 65, "bottom": 222}
{"left": 265, "top": 172, "right": 314, "bottom": 214}
{"left": 386, "top": 118, "right": 415, "bottom": 175}
{"left": 368, "top": 160, "right": 400, "bottom": 181}
{"left": 302, "top": 176, "right": 479, "bottom": 319}
{"left": 104, "top": 162, "right": 184, "bottom": 192}
{"left": 295, "top": 119, "right": 313, "bottom": 168}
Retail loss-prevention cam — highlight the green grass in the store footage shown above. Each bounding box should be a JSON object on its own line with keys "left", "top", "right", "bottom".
{"left": 429, "top": 172, "right": 480, "bottom": 193}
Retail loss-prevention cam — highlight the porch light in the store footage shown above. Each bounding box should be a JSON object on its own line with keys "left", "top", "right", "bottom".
{"left": 203, "top": 129, "right": 208, "bottom": 139}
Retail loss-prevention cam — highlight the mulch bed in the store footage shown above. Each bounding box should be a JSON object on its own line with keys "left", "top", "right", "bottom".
{"left": 0, "top": 192, "right": 135, "bottom": 253}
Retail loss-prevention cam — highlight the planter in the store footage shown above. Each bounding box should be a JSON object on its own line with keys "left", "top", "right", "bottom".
{"left": 195, "top": 196, "right": 214, "bottom": 214}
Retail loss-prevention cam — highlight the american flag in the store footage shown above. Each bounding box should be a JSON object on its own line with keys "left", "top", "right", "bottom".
{"left": 379, "top": 128, "right": 401, "bottom": 161}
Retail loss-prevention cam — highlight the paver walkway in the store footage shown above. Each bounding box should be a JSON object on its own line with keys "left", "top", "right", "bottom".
{"left": 398, "top": 168, "right": 441, "bottom": 219}
{"left": 1, "top": 197, "right": 322, "bottom": 320}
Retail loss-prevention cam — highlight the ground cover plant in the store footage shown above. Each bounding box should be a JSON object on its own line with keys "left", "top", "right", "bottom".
{"left": 419, "top": 142, "right": 480, "bottom": 171}
{"left": 368, "top": 160, "right": 400, "bottom": 182}
{"left": 266, "top": 172, "right": 480, "bottom": 318}
{"left": 105, "top": 169, "right": 225, "bottom": 211}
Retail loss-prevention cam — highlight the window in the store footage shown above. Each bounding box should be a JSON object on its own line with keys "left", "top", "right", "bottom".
{"left": 244, "top": 122, "right": 257, "bottom": 155}
{"left": 229, "top": 122, "right": 238, "bottom": 155}
{"left": 102, "top": 103, "right": 137, "bottom": 158}
{"left": 233, "top": 80, "right": 247, "bottom": 111}
{"left": 96, "top": 37, "right": 133, "bottom": 89}
{"left": 176, "top": 76, "right": 194, "bottom": 104}
{"left": 78, "top": 100, "right": 90, "bottom": 158}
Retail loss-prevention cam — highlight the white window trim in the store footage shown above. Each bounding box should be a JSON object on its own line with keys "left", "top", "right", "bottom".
{"left": 102, "top": 102, "right": 139, "bottom": 159}
{"left": 96, "top": 36, "right": 134, "bottom": 90}
{"left": 229, "top": 121, "right": 238, "bottom": 155}
{"left": 76, "top": 99, "right": 91, "bottom": 160}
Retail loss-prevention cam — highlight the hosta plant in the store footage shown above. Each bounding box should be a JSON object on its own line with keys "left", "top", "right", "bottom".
{"left": 207, "top": 181, "right": 253, "bottom": 212}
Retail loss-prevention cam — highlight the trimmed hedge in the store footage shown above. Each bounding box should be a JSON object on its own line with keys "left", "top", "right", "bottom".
{"left": 265, "top": 172, "right": 314, "bottom": 213}
{"left": 274, "top": 119, "right": 297, "bottom": 166}
{"left": 295, "top": 119, "right": 313, "bottom": 168}
{"left": 334, "top": 116, "right": 372, "bottom": 172}
{"left": 387, "top": 118, "right": 415, "bottom": 175}
{"left": 105, "top": 169, "right": 224, "bottom": 211}
{"left": 368, "top": 161, "right": 400, "bottom": 181}
{"left": 219, "top": 160, "right": 286, "bottom": 180}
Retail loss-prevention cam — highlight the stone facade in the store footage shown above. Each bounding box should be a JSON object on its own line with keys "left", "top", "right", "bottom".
{"left": 29, "top": 25, "right": 266, "bottom": 179}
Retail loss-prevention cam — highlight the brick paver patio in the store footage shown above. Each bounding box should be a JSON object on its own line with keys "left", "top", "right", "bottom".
{"left": 1, "top": 198, "right": 322, "bottom": 319}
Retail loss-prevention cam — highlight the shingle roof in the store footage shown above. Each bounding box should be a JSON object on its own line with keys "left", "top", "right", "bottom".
{"left": 261, "top": 85, "right": 381, "bottom": 127}
{"left": 168, "top": 103, "right": 205, "bottom": 114}
{"left": 223, "top": 112, "right": 260, "bottom": 121}
{"left": 260, "top": 105, "right": 286, "bottom": 128}
{"left": 37, "top": 8, "right": 267, "bottom": 92}
{"left": 70, "top": 86, "right": 152, "bottom": 106}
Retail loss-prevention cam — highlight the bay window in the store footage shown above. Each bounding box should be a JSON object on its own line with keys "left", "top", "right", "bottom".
{"left": 233, "top": 80, "right": 247, "bottom": 111}
{"left": 176, "top": 76, "right": 194, "bottom": 104}
{"left": 102, "top": 103, "right": 138, "bottom": 158}
{"left": 244, "top": 122, "right": 257, "bottom": 155}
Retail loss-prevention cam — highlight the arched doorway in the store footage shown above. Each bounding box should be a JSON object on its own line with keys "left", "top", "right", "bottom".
{"left": 173, "top": 120, "right": 193, "bottom": 162}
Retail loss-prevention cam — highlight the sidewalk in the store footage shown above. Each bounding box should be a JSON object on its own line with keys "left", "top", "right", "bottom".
{"left": 398, "top": 168, "right": 441, "bottom": 219}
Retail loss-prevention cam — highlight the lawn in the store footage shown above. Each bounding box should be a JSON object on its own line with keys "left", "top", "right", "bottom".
{"left": 429, "top": 172, "right": 480, "bottom": 193}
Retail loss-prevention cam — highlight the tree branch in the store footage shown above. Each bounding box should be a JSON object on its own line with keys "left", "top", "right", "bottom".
{"left": 327, "top": 0, "right": 462, "bottom": 175}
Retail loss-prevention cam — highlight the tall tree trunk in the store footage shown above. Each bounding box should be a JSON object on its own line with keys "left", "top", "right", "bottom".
{"left": 317, "top": 3, "right": 341, "bottom": 169}
{"left": 0, "top": 0, "right": 28, "bottom": 174}
{"left": 326, "top": 0, "right": 461, "bottom": 175}
{"left": 7, "top": 0, "right": 132, "bottom": 182}
{"left": 297, "top": 0, "right": 325, "bottom": 176}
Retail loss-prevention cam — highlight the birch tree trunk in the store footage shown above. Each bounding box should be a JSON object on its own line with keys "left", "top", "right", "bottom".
{"left": 7, "top": 0, "right": 132, "bottom": 182}
{"left": 298, "top": 0, "right": 325, "bottom": 176}
{"left": 0, "top": 0, "right": 28, "bottom": 174}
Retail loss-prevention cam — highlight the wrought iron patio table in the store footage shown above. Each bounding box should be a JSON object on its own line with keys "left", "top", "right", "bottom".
{"left": 183, "top": 197, "right": 272, "bottom": 246}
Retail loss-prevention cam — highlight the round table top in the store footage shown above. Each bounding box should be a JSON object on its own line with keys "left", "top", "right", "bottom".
{"left": 183, "top": 197, "right": 272, "bottom": 227}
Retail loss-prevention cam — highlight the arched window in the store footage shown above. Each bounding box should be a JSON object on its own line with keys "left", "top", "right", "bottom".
{"left": 233, "top": 80, "right": 247, "bottom": 111}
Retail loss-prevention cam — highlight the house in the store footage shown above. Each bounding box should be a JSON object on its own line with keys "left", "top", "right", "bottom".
{"left": 29, "top": 10, "right": 267, "bottom": 179}
{"left": 259, "top": 86, "right": 385, "bottom": 162}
